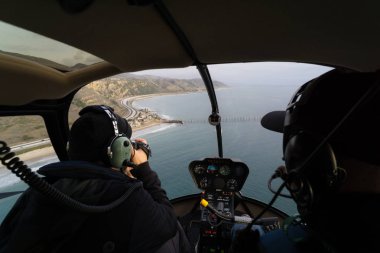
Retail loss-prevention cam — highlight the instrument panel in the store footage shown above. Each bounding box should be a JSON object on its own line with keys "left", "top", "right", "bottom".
{"left": 189, "top": 158, "right": 249, "bottom": 192}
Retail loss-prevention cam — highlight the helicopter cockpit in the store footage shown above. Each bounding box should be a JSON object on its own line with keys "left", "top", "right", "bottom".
{"left": 1, "top": 1, "right": 380, "bottom": 253}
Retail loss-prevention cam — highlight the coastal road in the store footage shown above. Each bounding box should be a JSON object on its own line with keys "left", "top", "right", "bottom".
{"left": 121, "top": 98, "right": 138, "bottom": 119}
{"left": 10, "top": 138, "right": 51, "bottom": 152}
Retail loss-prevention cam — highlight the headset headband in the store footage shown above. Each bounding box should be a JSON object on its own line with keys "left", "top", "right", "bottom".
{"left": 99, "top": 105, "right": 120, "bottom": 137}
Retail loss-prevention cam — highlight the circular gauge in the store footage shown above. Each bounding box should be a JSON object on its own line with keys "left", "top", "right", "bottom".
{"left": 199, "top": 177, "right": 208, "bottom": 188}
{"left": 219, "top": 165, "right": 231, "bottom": 176}
{"left": 194, "top": 165, "right": 206, "bottom": 175}
{"left": 207, "top": 213, "right": 218, "bottom": 225}
{"left": 226, "top": 179, "right": 238, "bottom": 190}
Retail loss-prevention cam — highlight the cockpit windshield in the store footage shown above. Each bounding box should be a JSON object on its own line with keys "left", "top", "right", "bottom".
{"left": 0, "top": 62, "right": 332, "bottom": 223}
{"left": 71, "top": 62, "right": 331, "bottom": 213}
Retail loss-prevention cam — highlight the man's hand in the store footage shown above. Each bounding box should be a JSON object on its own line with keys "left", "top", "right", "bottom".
{"left": 131, "top": 138, "right": 148, "bottom": 165}
{"left": 122, "top": 138, "right": 149, "bottom": 178}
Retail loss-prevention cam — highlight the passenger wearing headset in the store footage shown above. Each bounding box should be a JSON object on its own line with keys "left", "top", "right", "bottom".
{"left": 0, "top": 105, "right": 190, "bottom": 253}
{"left": 258, "top": 69, "right": 380, "bottom": 253}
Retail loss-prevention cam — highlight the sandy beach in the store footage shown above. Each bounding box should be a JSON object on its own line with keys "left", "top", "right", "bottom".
{"left": 126, "top": 90, "right": 205, "bottom": 104}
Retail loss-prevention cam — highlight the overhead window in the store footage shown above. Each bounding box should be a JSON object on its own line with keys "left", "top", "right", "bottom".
{"left": 0, "top": 21, "right": 103, "bottom": 71}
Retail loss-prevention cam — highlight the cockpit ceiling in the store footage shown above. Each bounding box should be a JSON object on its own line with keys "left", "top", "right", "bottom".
{"left": 0, "top": 1, "right": 380, "bottom": 106}
{"left": 0, "top": 0, "right": 379, "bottom": 72}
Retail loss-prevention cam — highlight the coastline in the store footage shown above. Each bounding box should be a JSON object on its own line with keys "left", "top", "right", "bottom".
{"left": 122, "top": 90, "right": 202, "bottom": 132}
{"left": 1, "top": 92, "right": 188, "bottom": 169}
{"left": 132, "top": 119, "right": 165, "bottom": 134}
{"left": 1, "top": 89, "right": 218, "bottom": 169}
{"left": 127, "top": 87, "right": 228, "bottom": 108}
{"left": 127, "top": 90, "right": 205, "bottom": 104}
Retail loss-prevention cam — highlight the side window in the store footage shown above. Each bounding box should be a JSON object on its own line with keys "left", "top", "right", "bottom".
{"left": 0, "top": 115, "right": 54, "bottom": 166}
{"left": 0, "top": 115, "right": 57, "bottom": 223}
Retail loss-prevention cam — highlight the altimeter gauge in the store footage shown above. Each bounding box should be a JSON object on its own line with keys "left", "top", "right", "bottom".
{"left": 200, "top": 177, "right": 208, "bottom": 188}
{"left": 194, "top": 165, "right": 206, "bottom": 174}
{"left": 219, "top": 165, "right": 231, "bottom": 176}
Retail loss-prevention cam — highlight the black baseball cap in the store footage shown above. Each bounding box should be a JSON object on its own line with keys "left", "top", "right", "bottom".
{"left": 68, "top": 105, "right": 132, "bottom": 166}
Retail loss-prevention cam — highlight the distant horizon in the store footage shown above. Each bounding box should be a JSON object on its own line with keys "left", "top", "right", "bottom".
{"left": 131, "top": 62, "right": 332, "bottom": 87}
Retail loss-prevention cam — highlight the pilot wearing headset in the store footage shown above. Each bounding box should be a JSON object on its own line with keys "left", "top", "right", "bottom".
{"left": 0, "top": 105, "right": 190, "bottom": 253}
{"left": 258, "top": 69, "right": 380, "bottom": 253}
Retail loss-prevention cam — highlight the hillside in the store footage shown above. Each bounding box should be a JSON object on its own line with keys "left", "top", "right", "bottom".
{"left": 1, "top": 75, "right": 227, "bottom": 146}
{"left": 69, "top": 74, "right": 226, "bottom": 123}
{"left": 82, "top": 74, "right": 226, "bottom": 99}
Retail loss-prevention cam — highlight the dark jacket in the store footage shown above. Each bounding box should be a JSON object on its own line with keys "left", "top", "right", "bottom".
{"left": 260, "top": 194, "right": 380, "bottom": 253}
{"left": 0, "top": 161, "right": 178, "bottom": 253}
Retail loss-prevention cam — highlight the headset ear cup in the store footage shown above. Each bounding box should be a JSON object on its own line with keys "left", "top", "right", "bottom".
{"left": 108, "top": 136, "right": 133, "bottom": 169}
{"left": 284, "top": 132, "right": 339, "bottom": 213}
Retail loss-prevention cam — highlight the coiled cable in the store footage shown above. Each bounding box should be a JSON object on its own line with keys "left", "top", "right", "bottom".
{"left": 0, "top": 141, "right": 141, "bottom": 213}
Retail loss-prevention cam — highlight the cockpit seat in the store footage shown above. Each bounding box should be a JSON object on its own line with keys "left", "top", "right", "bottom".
{"left": 155, "top": 221, "right": 191, "bottom": 253}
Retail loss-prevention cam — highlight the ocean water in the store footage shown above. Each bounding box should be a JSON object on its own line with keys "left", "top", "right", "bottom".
{"left": 0, "top": 85, "right": 299, "bottom": 223}
{"left": 133, "top": 85, "right": 298, "bottom": 213}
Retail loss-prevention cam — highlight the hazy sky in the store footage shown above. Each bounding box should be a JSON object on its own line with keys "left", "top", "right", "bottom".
{"left": 133, "top": 62, "right": 332, "bottom": 86}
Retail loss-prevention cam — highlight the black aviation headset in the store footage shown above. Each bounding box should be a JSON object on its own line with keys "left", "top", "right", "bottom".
{"left": 79, "top": 105, "right": 134, "bottom": 169}
{"left": 282, "top": 80, "right": 346, "bottom": 217}
{"left": 281, "top": 70, "right": 380, "bottom": 218}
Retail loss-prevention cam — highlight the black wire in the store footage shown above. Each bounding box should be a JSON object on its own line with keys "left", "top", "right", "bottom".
{"left": 234, "top": 192, "right": 255, "bottom": 218}
{"left": 0, "top": 141, "right": 141, "bottom": 213}
{"left": 245, "top": 181, "right": 287, "bottom": 231}
{"left": 267, "top": 177, "right": 292, "bottom": 198}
